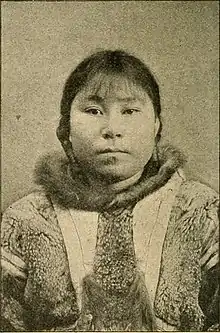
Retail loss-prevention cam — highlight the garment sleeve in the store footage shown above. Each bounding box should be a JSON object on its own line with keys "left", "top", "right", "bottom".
{"left": 199, "top": 197, "right": 219, "bottom": 331}
{"left": 1, "top": 208, "right": 29, "bottom": 332}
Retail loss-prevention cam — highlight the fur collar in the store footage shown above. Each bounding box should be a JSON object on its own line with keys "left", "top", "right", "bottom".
{"left": 34, "top": 145, "right": 186, "bottom": 212}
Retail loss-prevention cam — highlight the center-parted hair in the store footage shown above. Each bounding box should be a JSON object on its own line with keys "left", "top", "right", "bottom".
{"left": 57, "top": 50, "right": 162, "bottom": 152}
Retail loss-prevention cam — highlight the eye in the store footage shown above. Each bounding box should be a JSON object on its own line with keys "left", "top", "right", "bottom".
{"left": 84, "top": 107, "right": 103, "bottom": 115}
{"left": 122, "top": 108, "right": 140, "bottom": 115}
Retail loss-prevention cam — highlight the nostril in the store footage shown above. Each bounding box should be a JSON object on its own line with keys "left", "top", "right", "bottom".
{"left": 103, "top": 132, "right": 113, "bottom": 139}
{"left": 101, "top": 128, "right": 114, "bottom": 139}
{"left": 101, "top": 127, "right": 122, "bottom": 139}
{"left": 102, "top": 132, "right": 121, "bottom": 139}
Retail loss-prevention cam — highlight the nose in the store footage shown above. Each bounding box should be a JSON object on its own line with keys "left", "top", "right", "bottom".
{"left": 101, "top": 127, "right": 122, "bottom": 139}
{"left": 101, "top": 115, "right": 123, "bottom": 139}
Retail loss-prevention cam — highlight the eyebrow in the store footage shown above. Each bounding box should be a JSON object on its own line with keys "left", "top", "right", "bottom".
{"left": 86, "top": 94, "right": 143, "bottom": 103}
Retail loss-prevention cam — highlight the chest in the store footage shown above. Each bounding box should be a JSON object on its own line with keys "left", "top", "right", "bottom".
{"left": 51, "top": 184, "right": 179, "bottom": 331}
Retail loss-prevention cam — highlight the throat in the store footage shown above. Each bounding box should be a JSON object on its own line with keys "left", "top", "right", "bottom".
{"left": 69, "top": 163, "right": 144, "bottom": 194}
{"left": 105, "top": 171, "right": 143, "bottom": 192}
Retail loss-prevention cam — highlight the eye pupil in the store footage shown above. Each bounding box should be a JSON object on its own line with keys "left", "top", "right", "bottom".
{"left": 85, "top": 108, "right": 101, "bottom": 115}
{"left": 125, "top": 109, "right": 134, "bottom": 115}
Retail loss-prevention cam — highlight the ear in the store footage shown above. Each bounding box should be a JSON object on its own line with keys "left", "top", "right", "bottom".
{"left": 154, "top": 117, "right": 160, "bottom": 138}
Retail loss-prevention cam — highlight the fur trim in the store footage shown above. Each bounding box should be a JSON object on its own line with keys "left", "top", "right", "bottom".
{"left": 34, "top": 145, "right": 186, "bottom": 211}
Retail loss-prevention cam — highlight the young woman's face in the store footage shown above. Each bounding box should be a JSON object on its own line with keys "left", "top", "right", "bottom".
{"left": 70, "top": 75, "right": 160, "bottom": 183}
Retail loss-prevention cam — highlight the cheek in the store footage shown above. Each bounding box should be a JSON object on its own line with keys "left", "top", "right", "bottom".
{"left": 70, "top": 114, "right": 88, "bottom": 136}
{"left": 132, "top": 135, "right": 155, "bottom": 162}
{"left": 69, "top": 119, "right": 92, "bottom": 157}
{"left": 72, "top": 107, "right": 107, "bottom": 130}
{"left": 70, "top": 113, "right": 98, "bottom": 143}
{"left": 125, "top": 123, "right": 156, "bottom": 168}
{"left": 126, "top": 120, "right": 156, "bottom": 150}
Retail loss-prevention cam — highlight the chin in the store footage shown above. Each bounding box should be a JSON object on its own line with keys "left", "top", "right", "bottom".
{"left": 95, "top": 164, "right": 140, "bottom": 183}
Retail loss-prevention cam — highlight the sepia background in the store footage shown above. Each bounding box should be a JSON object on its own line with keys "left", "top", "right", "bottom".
{"left": 2, "top": 1, "right": 219, "bottom": 211}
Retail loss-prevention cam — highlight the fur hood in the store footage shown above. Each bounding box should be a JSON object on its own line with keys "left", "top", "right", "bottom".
{"left": 34, "top": 145, "right": 186, "bottom": 212}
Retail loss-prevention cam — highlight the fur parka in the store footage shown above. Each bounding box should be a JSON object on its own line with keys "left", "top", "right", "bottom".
{"left": 1, "top": 145, "right": 219, "bottom": 331}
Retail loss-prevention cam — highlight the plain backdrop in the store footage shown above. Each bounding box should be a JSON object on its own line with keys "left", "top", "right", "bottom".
{"left": 2, "top": 1, "right": 219, "bottom": 211}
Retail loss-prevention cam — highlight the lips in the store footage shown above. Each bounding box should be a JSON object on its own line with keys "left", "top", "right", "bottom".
{"left": 97, "top": 148, "right": 128, "bottom": 154}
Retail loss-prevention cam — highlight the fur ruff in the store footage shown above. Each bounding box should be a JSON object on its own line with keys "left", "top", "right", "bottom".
{"left": 34, "top": 144, "right": 186, "bottom": 211}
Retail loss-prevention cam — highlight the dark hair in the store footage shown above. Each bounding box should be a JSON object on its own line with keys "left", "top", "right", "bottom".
{"left": 57, "top": 50, "right": 162, "bottom": 153}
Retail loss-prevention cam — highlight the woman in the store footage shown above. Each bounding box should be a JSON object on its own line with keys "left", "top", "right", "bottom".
{"left": 1, "top": 50, "right": 219, "bottom": 331}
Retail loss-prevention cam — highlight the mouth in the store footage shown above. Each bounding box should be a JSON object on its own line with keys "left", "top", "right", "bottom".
{"left": 97, "top": 148, "right": 128, "bottom": 154}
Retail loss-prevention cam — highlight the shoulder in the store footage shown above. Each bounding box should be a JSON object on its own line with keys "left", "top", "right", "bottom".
{"left": 2, "top": 190, "right": 59, "bottom": 243}
{"left": 176, "top": 179, "right": 218, "bottom": 211}
{"left": 3, "top": 189, "right": 54, "bottom": 221}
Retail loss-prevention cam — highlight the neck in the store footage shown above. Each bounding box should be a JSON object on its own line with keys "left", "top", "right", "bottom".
{"left": 84, "top": 170, "right": 144, "bottom": 193}
{"left": 108, "top": 171, "right": 143, "bottom": 192}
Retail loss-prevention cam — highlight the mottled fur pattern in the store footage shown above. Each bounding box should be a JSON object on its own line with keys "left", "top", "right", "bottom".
{"left": 79, "top": 272, "right": 157, "bottom": 331}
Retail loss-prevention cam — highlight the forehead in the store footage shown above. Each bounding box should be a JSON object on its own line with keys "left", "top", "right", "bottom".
{"left": 76, "top": 73, "right": 150, "bottom": 103}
